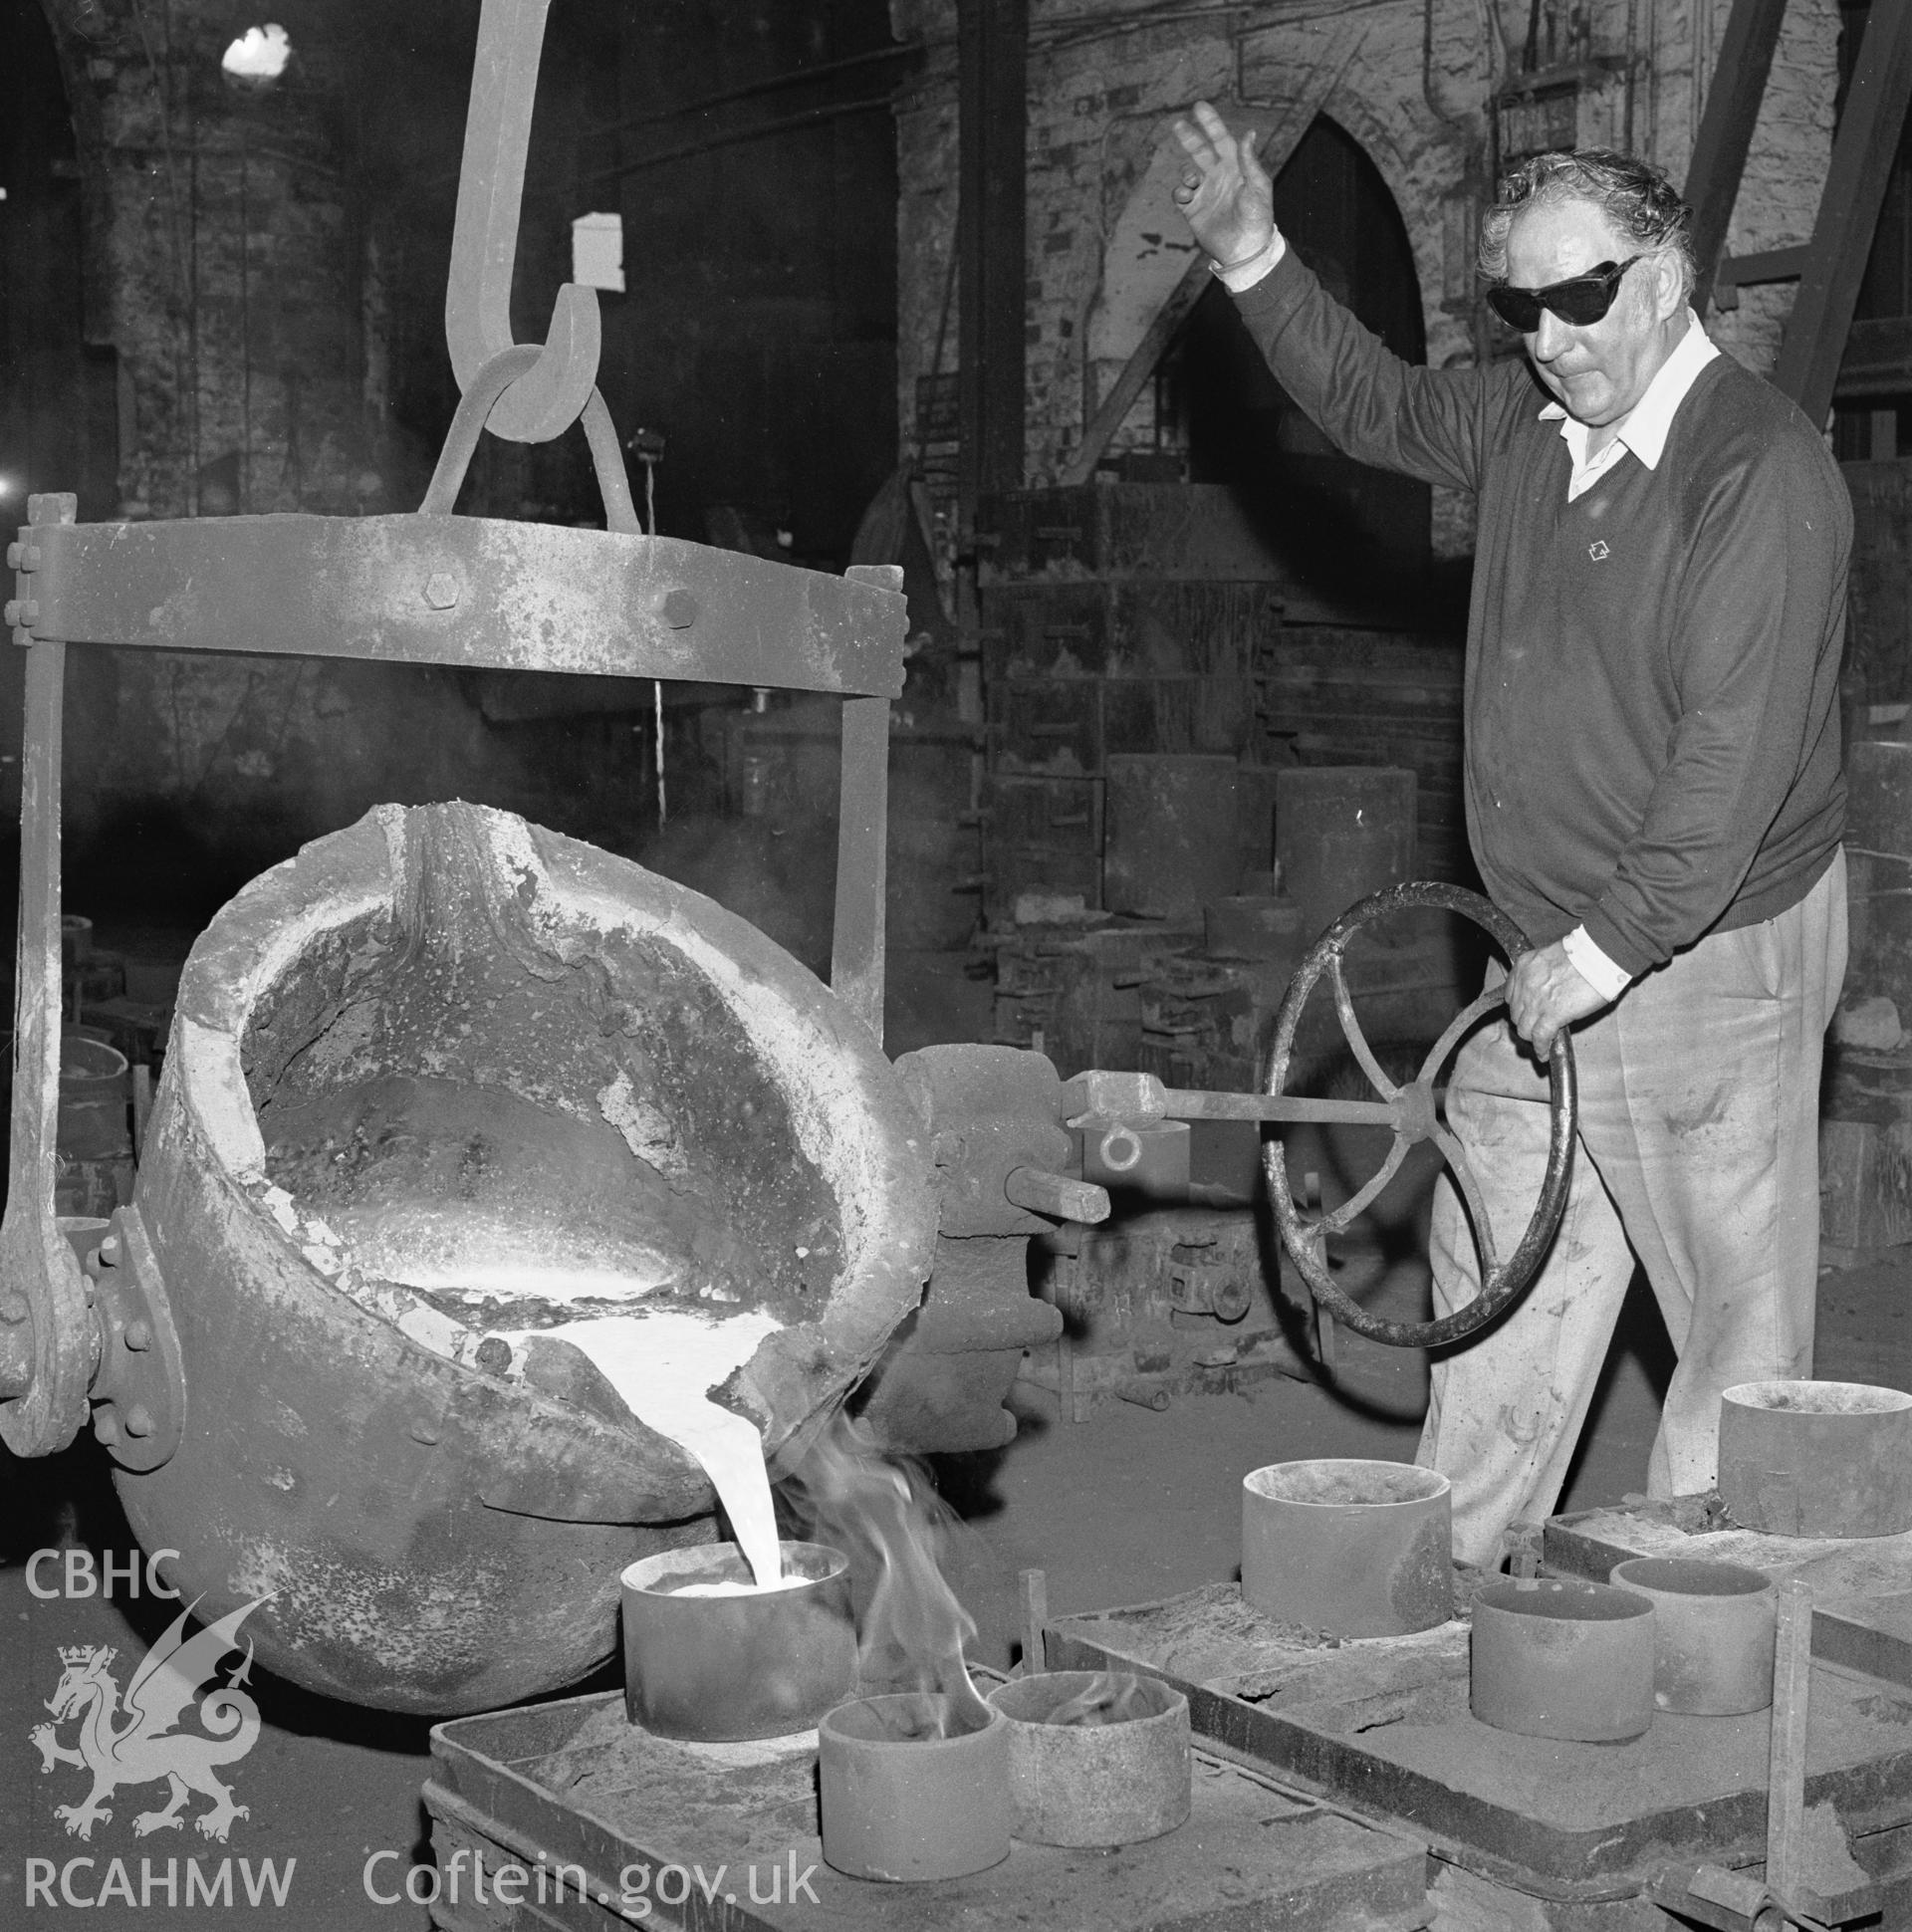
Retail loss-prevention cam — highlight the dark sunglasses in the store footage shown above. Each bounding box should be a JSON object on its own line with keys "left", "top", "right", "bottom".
{"left": 1486, "top": 255, "right": 1644, "bottom": 332}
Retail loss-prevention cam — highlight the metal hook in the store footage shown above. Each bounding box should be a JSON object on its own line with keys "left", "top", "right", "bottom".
{"left": 445, "top": 0, "right": 601, "bottom": 444}
{"left": 419, "top": 342, "right": 639, "bottom": 538}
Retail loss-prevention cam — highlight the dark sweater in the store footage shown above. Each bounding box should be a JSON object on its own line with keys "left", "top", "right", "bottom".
{"left": 1234, "top": 253, "right": 1848, "bottom": 976}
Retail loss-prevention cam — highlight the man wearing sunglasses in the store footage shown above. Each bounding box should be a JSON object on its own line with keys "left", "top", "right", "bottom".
{"left": 1170, "top": 103, "right": 1848, "bottom": 1568}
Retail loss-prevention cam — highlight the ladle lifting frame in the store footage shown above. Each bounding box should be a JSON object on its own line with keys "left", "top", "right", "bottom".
{"left": 0, "top": 0, "right": 1578, "bottom": 1714}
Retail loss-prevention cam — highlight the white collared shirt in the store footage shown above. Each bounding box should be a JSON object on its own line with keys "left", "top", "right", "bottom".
{"left": 1547, "top": 311, "right": 1719, "bottom": 1001}
{"left": 1542, "top": 310, "right": 1720, "bottom": 502}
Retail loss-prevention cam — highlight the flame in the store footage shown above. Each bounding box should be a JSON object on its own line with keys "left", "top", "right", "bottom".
{"left": 781, "top": 1417, "right": 990, "bottom": 1733}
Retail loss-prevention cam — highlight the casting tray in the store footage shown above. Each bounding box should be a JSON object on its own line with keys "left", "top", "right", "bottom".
{"left": 1045, "top": 1582, "right": 1912, "bottom": 1912}
{"left": 423, "top": 1689, "right": 1432, "bottom": 1932}
{"left": 1547, "top": 1499, "right": 1912, "bottom": 1691}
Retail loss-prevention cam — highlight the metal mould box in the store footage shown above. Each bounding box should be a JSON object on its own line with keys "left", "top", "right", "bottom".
{"left": 423, "top": 1687, "right": 1432, "bottom": 1931}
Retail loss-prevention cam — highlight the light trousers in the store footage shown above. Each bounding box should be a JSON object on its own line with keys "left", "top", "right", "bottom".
{"left": 1418, "top": 854, "right": 1847, "bottom": 1568}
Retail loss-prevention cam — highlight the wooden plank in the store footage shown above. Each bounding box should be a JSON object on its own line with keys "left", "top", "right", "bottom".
{"left": 1716, "top": 242, "right": 1810, "bottom": 288}
{"left": 1683, "top": 0, "right": 1790, "bottom": 317}
{"left": 1837, "top": 313, "right": 1912, "bottom": 396}
{"left": 1061, "top": 68, "right": 1344, "bottom": 489}
{"left": 1020, "top": 1568, "right": 1049, "bottom": 1673}
{"left": 1059, "top": 259, "right": 1211, "bottom": 489}
{"left": 1774, "top": 1, "right": 1912, "bottom": 423}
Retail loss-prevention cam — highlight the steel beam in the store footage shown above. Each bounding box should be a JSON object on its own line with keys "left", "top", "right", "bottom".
{"left": 831, "top": 690, "right": 891, "bottom": 1040}
{"left": 0, "top": 492, "right": 98, "bottom": 1456}
{"left": 18, "top": 515, "right": 908, "bottom": 697}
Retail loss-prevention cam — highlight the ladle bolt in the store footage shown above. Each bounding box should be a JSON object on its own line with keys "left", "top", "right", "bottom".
{"left": 122, "top": 1404, "right": 154, "bottom": 1439}
{"left": 659, "top": 589, "right": 699, "bottom": 628}
{"left": 0, "top": 1292, "right": 31, "bottom": 1326}
{"left": 123, "top": 1319, "right": 152, "bottom": 1351}
{"left": 475, "top": 1336, "right": 513, "bottom": 1373}
{"left": 423, "top": 573, "right": 460, "bottom": 610}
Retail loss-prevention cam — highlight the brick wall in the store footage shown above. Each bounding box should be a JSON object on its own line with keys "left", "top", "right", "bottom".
{"left": 892, "top": 0, "right": 1840, "bottom": 558}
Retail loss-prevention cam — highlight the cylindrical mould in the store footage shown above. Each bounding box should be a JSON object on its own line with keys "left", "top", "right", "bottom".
{"left": 1718, "top": 1380, "right": 1912, "bottom": 1539}
{"left": 1471, "top": 1578, "right": 1656, "bottom": 1742}
{"left": 57, "top": 1028, "right": 135, "bottom": 1218}
{"left": 1242, "top": 1459, "right": 1453, "bottom": 1636}
{"left": 1609, "top": 1557, "right": 1776, "bottom": 1715}
{"left": 987, "top": 1670, "right": 1190, "bottom": 1847}
{"left": 819, "top": 1693, "right": 1011, "bottom": 1881}
{"left": 621, "top": 1540, "right": 854, "bottom": 1741}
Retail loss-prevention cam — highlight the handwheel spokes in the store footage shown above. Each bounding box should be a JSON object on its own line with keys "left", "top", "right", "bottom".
{"left": 1432, "top": 1125, "right": 1501, "bottom": 1283}
{"left": 1320, "top": 1132, "right": 1411, "bottom": 1236}
{"left": 1416, "top": 985, "right": 1507, "bottom": 1090}
{"left": 1329, "top": 952, "right": 1399, "bottom": 1098}
{"left": 1264, "top": 879, "right": 1574, "bottom": 1352}
{"left": 1270, "top": 1094, "right": 1404, "bottom": 1128}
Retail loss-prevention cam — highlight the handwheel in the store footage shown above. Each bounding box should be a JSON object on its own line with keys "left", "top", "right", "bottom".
{"left": 1265, "top": 881, "right": 1576, "bottom": 1350}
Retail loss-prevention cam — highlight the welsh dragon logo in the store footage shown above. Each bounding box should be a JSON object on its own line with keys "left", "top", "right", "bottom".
{"left": 29, "top": 1595, "right": 270, "bottom": 1842}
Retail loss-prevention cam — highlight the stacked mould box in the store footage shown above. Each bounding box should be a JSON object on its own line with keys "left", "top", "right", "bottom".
{"left": 975, "top": 486, "right": 1282, "bottom": 929}
{"left": 976, "top": 487, "right": 1474, "bottom": 1041}
{"left": 1254, "top": 627, "right": 1469, "bottom": 885}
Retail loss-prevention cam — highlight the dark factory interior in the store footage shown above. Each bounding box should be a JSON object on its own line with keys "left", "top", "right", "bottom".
{"left": 6, "top": 1, "right": 1912, "bottom": 1927}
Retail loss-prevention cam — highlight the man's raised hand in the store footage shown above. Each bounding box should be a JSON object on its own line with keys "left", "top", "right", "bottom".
{"left": 1170, "top": 101, "right": 1277, "bottom": 269}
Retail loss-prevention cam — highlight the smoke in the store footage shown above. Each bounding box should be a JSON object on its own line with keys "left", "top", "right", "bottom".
{"left": 779, "top": 1416, "right": 990, "bottom": 1730}
{"left": 1045, "top": 1673, "right": 1154, "bottom": 1727}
